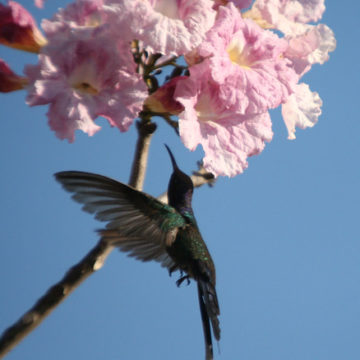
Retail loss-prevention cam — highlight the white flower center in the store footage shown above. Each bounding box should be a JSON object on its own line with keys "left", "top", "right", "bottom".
{"left": 195, "top": 94, "right": 217, "bottom": 123}
{"left": 69, "top": 61, "right": 100, "bottom": 95}
{"left": 226, "top": 33, "right": 252, "bottom": 69}
{"left": 195, "top": 92, "right": 230, "bottom": 125}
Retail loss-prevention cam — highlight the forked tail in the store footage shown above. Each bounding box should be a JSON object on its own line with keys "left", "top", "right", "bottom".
{"left": 197, "top": 281, "right": 220, "bottom": 360}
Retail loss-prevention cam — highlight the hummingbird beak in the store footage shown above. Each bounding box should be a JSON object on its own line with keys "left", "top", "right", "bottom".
{"left": 164, "top": 144, "right": 178, "bottom": 170}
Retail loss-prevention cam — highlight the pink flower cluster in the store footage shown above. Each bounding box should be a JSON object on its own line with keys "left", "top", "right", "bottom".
{"left": 0, "top": 0, "right": 335, "bottom": 177}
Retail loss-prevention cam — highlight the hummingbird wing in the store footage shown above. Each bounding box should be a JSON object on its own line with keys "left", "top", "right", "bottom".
{"left": 55, "top": 171, "right": 186, "bottom": 269}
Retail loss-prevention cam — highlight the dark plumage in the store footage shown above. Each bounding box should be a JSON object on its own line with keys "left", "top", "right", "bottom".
{"left": 54, "top": 145, "right": 220, "bottom": 360}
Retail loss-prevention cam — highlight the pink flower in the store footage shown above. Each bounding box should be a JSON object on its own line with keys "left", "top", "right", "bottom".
{"left": 41, "top": 0, "right": 107, "bottom": 38}
{"left": 25, "top": 32, "right": 147, "bottom": 142}
{"left": 281, "top": 83, "right": 322, "bottom": 139}
{"left": 190, "top": 3, "right": 298, "bottom": 115}
{"left": 284, "top": 23, "right": 336, "bottom": 76}
{"left": 0, "top": 58, "right": 28, "bottom": 92}
{"left": 111, "top": 0, "right": 216, "bottom": 55}
{"left": 175, "top": 66, "right": 273, "bottom": 177}
{"left": 0, "top": 1, "right": 47, "bottom": 53}
{"left": 250, "top": 0, "right": 326, "bottom": 35}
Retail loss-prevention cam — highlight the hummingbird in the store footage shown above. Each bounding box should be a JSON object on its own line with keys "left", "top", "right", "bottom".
{"left": 54, "top": 145, "right": 220, "bottom": 360}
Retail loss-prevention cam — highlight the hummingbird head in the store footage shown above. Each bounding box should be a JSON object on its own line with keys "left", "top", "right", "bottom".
{"left": 165, "top": 144, "right": 194, "bottom": 212}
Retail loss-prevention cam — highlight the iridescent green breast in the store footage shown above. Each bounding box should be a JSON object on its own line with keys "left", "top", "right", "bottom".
{"left": 166, "top": 223, "right": 215, "bottom": 281}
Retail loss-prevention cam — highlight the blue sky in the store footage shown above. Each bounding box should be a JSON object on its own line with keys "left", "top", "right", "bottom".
{"left": 0, "top": 1, "right": 359, "bottom": 359}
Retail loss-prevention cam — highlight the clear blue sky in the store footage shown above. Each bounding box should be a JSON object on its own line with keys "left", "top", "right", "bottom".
{"left": 1, "top": 1, "right": 359, "bottom": 359}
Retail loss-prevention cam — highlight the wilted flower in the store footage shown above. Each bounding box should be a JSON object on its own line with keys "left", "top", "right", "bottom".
{"left": 0, "top": 1, "right": 47, "bottom": 53}
{"left": 144, "top": 76, "right": 185, "bottom": 115}
{"left": 0, "top": 58, "right": 28, "bottom": 92}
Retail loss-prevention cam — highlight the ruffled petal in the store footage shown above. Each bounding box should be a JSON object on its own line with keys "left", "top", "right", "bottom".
{"left": 281, "top": 83, "right": 322, "bottom": 139}
{"left": 192, "top": 3, "right": 298, "bottom": 114}
{"left": 285, "top": 23, "right": 336, "bottom": 75}
{"left": 175, "top": 70, "right": 273, "bottom": 177}
{"left": 112, "top": 0, "right": 216, "bottom": 55}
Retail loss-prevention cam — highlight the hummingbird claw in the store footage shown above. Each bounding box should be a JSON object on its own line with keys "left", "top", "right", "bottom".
{"left": 168, "top": 265, "right": 179, "bottom": 277}
{"left": 176, "top": 274, "right": 191, "bottom": 287}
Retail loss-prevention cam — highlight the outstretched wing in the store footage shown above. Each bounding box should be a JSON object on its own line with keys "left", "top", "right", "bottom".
{"left": 55, "top": 171, "right": 185, "bottom": 269}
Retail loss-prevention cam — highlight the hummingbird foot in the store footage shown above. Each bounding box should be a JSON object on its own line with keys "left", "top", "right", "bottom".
{"left": 176, "top": 274, "right": 191, "bottom": 287}
{"left": 168, "top": 265, "right": 178, "bottom": 277}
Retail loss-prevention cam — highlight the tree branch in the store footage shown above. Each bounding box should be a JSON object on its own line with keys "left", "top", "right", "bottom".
{"left": 128, "top": 115, "right": 157, "bottom": 190}
{"left": 0, "top": 241, "right": 114, "bottom": 358}
{"left": 0, "top": 114, "right": 157, "bottom": 359}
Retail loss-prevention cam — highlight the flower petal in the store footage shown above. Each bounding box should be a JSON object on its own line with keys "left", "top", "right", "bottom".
{"left": 281, "top": 83, "right": 322, "bottom": 139}
{"left": 285, "top": 23, "right": 336, "bottom": 75}
{"left": 251, "top": 0, "right": 326, "bottom": 35}
{"left": 175, "top": 69, "right": 273, "bottom": 177}
{"left": 192, "top": 3, "right": 298, "bottom": 114}
{"left": 113, "top": 0, "right": 216, "bottom": 55}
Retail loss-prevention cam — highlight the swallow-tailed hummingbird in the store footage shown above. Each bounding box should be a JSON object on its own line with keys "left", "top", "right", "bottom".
{"left": 55, "top": 145, "right": 220, "bottom": 360}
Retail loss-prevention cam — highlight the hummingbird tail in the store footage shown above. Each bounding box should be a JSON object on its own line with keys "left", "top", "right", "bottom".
{"left": 197, "top": 280, "right": 221, "bottom": 360}
{"left": 197, "top": 282, "right": 213, "bottom": 360}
